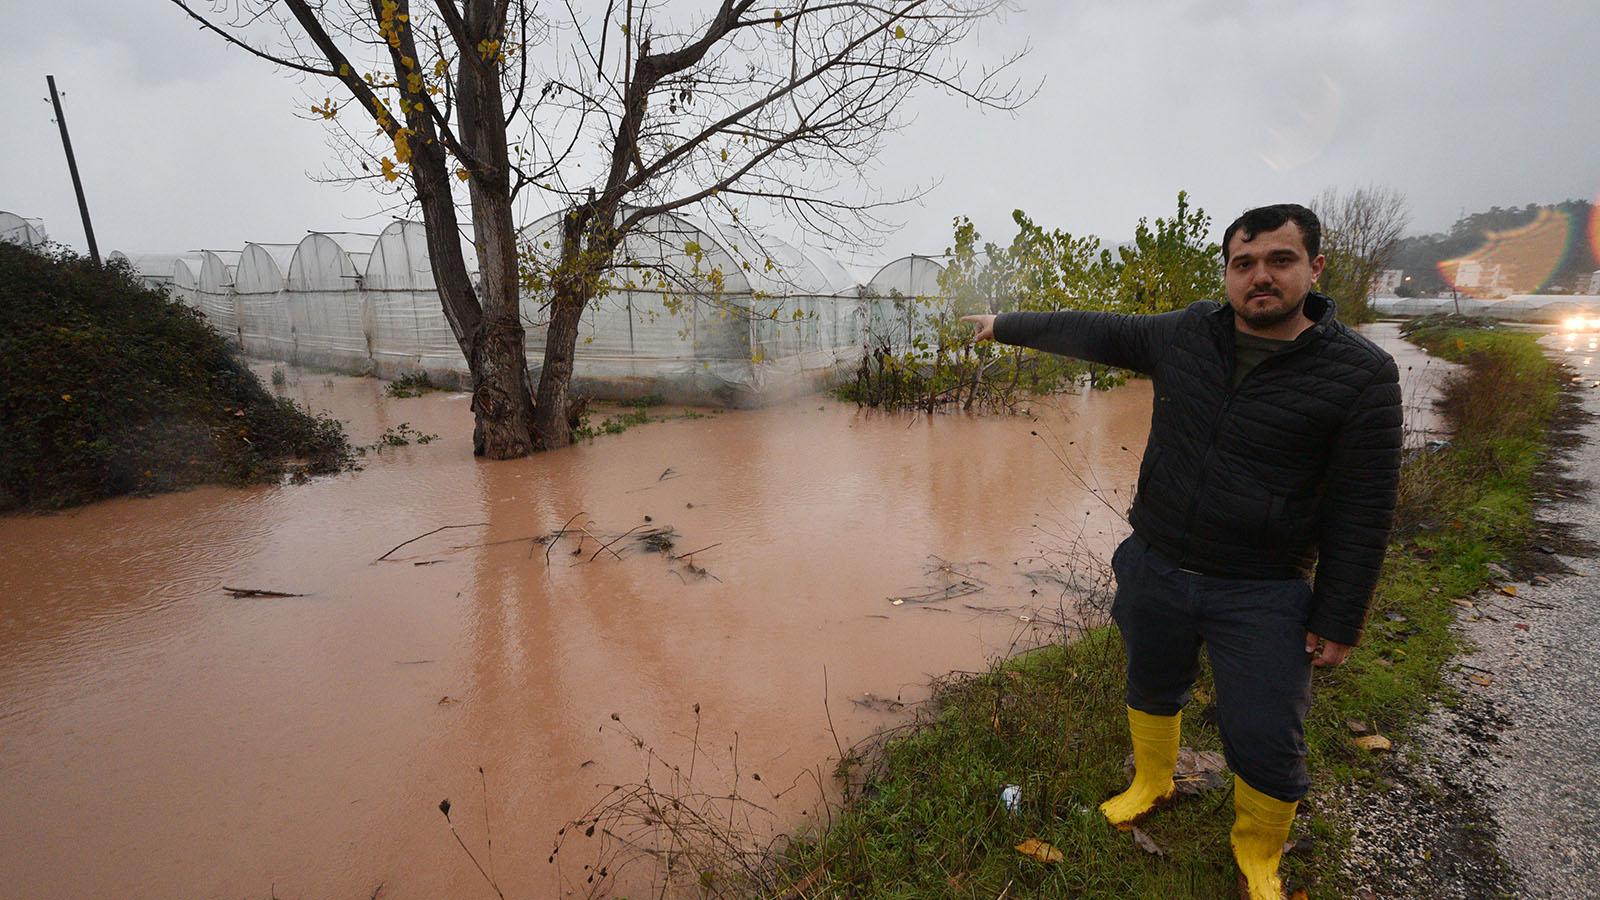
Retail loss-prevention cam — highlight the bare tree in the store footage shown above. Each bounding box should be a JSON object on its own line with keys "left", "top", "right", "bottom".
{"left": 1312, "top": 185, "right": 1410, "bottom": 324}
{"left": 508, "top": 0, "right": 1031, "bottom": 447}
{"left": 172, "top": 0, "right": 553, "bottom": 458}
{"left": 170, "top": 0, "right": 1030, "bottom": 453}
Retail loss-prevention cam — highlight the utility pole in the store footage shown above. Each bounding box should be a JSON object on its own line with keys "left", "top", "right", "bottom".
{"left": 47, "top": 75, "right": 100, "bottom": 266}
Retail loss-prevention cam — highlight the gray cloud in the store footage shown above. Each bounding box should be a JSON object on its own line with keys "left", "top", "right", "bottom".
{"left": 4, "top": 0, "right": 1597, "bottom": 269}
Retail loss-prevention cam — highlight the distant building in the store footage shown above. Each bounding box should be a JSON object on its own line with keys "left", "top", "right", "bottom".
{"left": 1590, "top": 270, "right": 1600, "bottom": 294}
{"left": 1373, "top": 268, "right": 1405, "bottom": 295}
{"left": 1440, "top": 208, "right": 1567, "bottom": 298}
{"left": 1445, "top": 258, "right": 1515, "bottom": 298}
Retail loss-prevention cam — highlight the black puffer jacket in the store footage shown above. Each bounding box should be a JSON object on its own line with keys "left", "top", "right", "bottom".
{"left": 995, "top": 293, "right": 1402, "bottom": 645}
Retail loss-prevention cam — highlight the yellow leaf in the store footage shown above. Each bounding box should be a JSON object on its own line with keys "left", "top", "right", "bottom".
{"left": 720, "top": 148, "right": 728, "bottom": 161}
{"left": 407, "top": 73, "right": 422, "bottom": 93}
{"left": 1015, "top": 838, "right": 1063, "bottom": 864}
{"left": 894, "top": 24, "right": 906, "bottom": 39}
{"left": 1498, "top": 584, "right": 1517, "bottom": 597}
{"left": 401, "top": 55, "right": 415, "bottom": 68}
{"left": 60, "top": 393, "right": 72, "bottom": 402}
{"left": 415, "top": 101, "right": 426, "bottom": 111}
{"left": 338, "top": 63, "right": 350, "bottom": 76}
{"left": 773, "top": 9, "right": 782, "bottom": 29}
{"left": 1352, "top": 734, "right": 1392, "bottom": 752}
{"left": 455, "top": 167, "right": 470, "bottom": 181}
{"left": 380, "top": 157, "right": 400, "bottom": 182}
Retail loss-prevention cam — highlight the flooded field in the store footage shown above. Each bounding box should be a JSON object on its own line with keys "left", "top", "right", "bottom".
{"left": 0, "top": 326, "right": 1451, "bottom": 898}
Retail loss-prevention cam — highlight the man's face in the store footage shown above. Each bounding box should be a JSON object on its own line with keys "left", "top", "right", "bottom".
{"left": 1224, "top": 222, "right": 1326, "bottom": 331}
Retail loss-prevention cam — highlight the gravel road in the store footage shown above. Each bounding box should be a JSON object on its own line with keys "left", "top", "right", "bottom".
{"left": 1336, "top": 328, "right": 1600, "bottom": 899}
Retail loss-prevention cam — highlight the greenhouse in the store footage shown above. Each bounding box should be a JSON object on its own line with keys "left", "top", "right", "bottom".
{"left": 1371, "top": 294, "right": 1600, "bottom": 324}
{"left": 83, "top": 214, "right": 1000, "bottom": 407}
{"left": 0, "top": 211, "right": 48, "bottom": 248}
{"left": 107, "top": 251, "right": 201, "bottom": 295}
{"left": 170, "top": 256, "right": 201, "bottom": 308}
{"left": 284, "top": 231, "right": 377, "bottom": 371}
{"left": 864, "top": 254, "right": 946, "bottom": 350}
{"left": 518, "top": 209, "right": 861, "bottom": 406}
{"left": 234, "top": 242, "right": 298, "bottom": 360}
{"left": 195, "top": 250, "right": 241, "bottom": 340}
{"left": 1497, "top": 294, "right": 1600, "bottom": 324}
{"left": 364, "top": 220, "right": 471, "bottom": 383}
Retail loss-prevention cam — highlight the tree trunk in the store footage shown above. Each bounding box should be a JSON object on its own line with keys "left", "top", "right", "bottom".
{"left": 456, "top": 0, "right": 536, "bottom": 458}
{"left": 532, "top": 276, "right": 587, "bottom": 449}
{"left": 532, "top": 209, "right": 607, "bottom": 450}
{"left": 462, "top": 183, "right": 536, "bottom": 459}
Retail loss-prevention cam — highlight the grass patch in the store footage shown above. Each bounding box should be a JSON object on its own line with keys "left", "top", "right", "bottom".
{"left": 766, "top": 321, "right": 1562, "bottom": 898}
{"left": 572, "top": 396, "right": 713, "bottom": 440}
{"left": 385, "top": 370, "right": 438, "bottom": 398}
{"left": 577, "top": 407, "right": 653, "bottom": 438}
{"left": 0, "top": 244, "right": 350, "bottom": 511}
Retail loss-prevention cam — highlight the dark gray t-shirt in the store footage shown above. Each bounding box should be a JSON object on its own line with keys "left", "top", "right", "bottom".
{"left": 1232, "top": 330, "right": 1294, "bottom": 388}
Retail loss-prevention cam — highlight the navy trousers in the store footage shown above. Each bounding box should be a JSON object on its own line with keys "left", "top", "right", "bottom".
{"left": 1110, "top": 534, "right": 1314, "bottom": 802}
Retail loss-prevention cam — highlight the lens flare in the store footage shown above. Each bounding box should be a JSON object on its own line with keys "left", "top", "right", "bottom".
{"left": 1438, "top": 208, "right": 1575, "bottom": 296}
{"left": 1590, "top": 199, "right": 1600, "bottom": 276}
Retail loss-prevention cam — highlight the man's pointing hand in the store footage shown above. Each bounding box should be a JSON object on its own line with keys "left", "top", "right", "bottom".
{"left": 961, "top": 314, "right": 996, "bottom": 342}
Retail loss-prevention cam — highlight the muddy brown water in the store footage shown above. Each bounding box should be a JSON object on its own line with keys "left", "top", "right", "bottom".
{"left": 0, "top": 326, "right": 1444, "bottom": 898}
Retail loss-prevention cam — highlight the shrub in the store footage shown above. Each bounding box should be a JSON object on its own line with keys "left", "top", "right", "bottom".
{"left": 0, "top": 244, "right": 350, "bottom": 511}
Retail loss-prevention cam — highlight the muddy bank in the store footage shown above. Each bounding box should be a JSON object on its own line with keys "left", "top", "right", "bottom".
{"left": 0, "top": 326, "right": 1432, "bottom": 898}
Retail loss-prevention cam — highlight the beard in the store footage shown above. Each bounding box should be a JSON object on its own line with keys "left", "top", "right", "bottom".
{"left": 1235, "top": 288, "right": 1307, "bottom": 330}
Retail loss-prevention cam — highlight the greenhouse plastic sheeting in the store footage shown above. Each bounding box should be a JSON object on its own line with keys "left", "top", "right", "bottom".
{"left": 365, "top": 221, "right": 467, "bottom": 381}
{"left": 170, "top": 257, "right": 201, "bottom": 309}
{"left": 1372, "top": 294, "right": 1600, "bottom": 323}
{"left": 196, "top": 250, "right": 240, "bottom": 337}
{"left": 0, "top": 211, "right": 47, "bottom": 248}
{"left": 86, "top": 214, "right": 989, "bottom": 406}
{"left": 235, "top": 242, "right": 298, "bottom": 360}
{"left": 1497, "top": 293, "right": 1600, "bottom": 320}
{"left": 519, "top": 209, "right": 863, "bottom": 404}
{"left": 862, "top": 255, "right": 947, "bottom": 351}
{"left": 107, "top": 251, "right": 202, "bottom": 296}
{"left": 285, "top": 232, "right": 376, "bottom": 370}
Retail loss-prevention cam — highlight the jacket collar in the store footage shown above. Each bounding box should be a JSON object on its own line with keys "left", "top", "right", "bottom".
{"left": 1209, "top": 290, "right": 1338, "bottom": 347}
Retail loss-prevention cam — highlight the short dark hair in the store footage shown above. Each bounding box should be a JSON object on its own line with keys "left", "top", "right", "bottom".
{"left": 1222, "top": 204, "right": 1321, "bottom": 262}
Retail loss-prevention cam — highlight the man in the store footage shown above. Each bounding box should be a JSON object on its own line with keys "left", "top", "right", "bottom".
{"left": 963, "top": 204, "right": 1401, "bottom": 898}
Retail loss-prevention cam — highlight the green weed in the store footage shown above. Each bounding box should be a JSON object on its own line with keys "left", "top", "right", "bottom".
{"left": 385, "top": 371, "right": 437, "bottom": 398}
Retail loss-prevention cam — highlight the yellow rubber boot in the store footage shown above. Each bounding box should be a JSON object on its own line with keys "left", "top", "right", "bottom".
{"left": 1098, "top": 707, "right": 1180, "bottom": 829}
{"left": 1231, "top": 776, "right": 1297, "bottom": 900}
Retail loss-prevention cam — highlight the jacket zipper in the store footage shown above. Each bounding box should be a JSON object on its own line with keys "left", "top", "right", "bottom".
{"left": 1174, "top": 328, "right": 1313, "bottom": 566}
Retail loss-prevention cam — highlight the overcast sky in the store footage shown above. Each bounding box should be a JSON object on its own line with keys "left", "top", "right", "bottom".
{"left": 4, "top": 0, "right": 1598, "bottom": 274}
